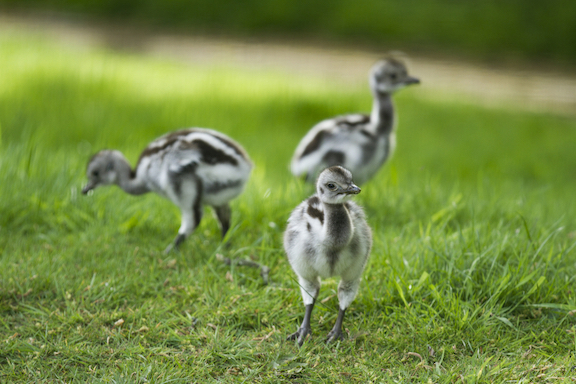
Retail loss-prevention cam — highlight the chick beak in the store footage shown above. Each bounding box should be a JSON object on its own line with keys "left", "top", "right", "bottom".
{"left": 404, "top": 76, "right": 420, "bottom": 85}
{"left": 346, "top": 184, "right": 361, "bottom": 195}
{"left": 81, "top": 182, "right": 96, "bottom": 195}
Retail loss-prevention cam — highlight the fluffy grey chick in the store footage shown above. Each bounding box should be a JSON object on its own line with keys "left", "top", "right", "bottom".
{"left": 291, "top": 58, "right": 419, "bottom": 185}
{"left": 82, "top": 128, "right": 252, "bottom": 253}
{"left": 284, "top": 166, "right": 372, "bottom": 345}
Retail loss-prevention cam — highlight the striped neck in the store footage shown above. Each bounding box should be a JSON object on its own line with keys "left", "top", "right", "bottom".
{"left": 370, "top": 92, "right": 394, "bottom": 135}
{"left": 322, "top": 202, "right": 353, "bottom": 249}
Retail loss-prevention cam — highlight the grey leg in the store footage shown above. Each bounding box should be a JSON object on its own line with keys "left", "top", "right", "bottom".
{"left": 165, "top": 182, "right": 203, "bottom": 254}
{"left": 326, "top": 308, "right": 346, "bottom": 344}
{"left": 287, "top": 301, "right": 315, "bottom": 346}
{"left": 213, "top": 204, "right": 231, "bottom": 239}
{"left": 163, "top": 175, "right": 203, "bottom": 253}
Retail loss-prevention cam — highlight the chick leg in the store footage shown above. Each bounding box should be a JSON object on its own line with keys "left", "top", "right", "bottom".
{"left": 164, "top": 182, "right": 203, "bottom": 254}
{"left": 326, "top": 278, "right": 360, "bottom": 343}
{"left": 164, "top": 206, "right": 203, "bottom": 254}
{"left": 287, "top": 301, "right": 315, "bottom": 346}
{"left": 326, "top": 308, "right": 346, "bottom": 343}
{"left": 213, "top": 203, "right": 231, "bottom": 240}
{"left": 287, "top": 276, "right": 320, "bottom": 346}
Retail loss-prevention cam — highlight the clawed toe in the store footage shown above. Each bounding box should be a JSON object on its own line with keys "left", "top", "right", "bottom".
{"left": 286, "top": 331, "right": 299, "bottom": 341}
{"left": 326, "top": 329, "right": 344, "bottom": 344}
{"left": 287, "top": 327, "right": 311, "bottom": 346}
{"left": 164, "top": 243, "right": 180, "bottom": 254}
{"left": 165, "top": 234, "right": 186, "bottom": 254}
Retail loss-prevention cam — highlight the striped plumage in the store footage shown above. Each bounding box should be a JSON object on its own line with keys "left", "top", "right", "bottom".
{"left": 284, "top": 166, "right": 372, "bottom": 345}
{"left": 291, "top": 58, "right": 419, "bottom": 185}
{"left": 82, "top": 128, "right": 253, "bottom": 253}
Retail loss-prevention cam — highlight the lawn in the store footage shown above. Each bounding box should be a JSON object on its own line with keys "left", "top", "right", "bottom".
{"left": 1, "top": 29, "right": 576, "bottom": 382}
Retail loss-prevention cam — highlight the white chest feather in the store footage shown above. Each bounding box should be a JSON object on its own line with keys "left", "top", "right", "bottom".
{"left": 285, "top": 199, "right": 370, "bottom": 281}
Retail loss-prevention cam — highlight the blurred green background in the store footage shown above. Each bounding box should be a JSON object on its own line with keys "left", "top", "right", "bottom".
{"left": 2, "top": 0, "right": 576, "bottom": 66}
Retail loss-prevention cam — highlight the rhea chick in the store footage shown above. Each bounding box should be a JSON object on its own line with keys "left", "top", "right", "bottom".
{"left": 82, "top": 128, "right": 253, "bottom": 253}
{"left": 284, "top": 166, "right": 372, "bottom": 345}
{"left": 291, "top": 58, "right": 419, "bottom": 185}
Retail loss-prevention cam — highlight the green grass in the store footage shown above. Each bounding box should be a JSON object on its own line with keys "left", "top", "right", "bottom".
{"left": 1, "top": 29, "right": 576, "bottom": 382}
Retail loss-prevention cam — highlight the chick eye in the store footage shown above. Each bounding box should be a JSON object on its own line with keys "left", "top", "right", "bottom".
{"left": 326, "top": 183, "right": 336, "bottom": 190}
{"left": 92, "top": 170, "right": 99, "bottom": 178}
{"left": 389, "top": 73, "right": 397, "bottom": 80}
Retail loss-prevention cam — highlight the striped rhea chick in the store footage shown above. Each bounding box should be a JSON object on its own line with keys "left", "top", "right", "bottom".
{"left": 284, "top": 166, "right": 372, "bottom": 346}
{"left": 82, "top": 128, "right": 253, "bottom": 253}
{"left": 291, "top": 58, "right": 419, "bottom": 185}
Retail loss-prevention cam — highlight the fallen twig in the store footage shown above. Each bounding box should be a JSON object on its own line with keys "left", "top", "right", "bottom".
{"left": 407, "top": 352, "right": 423, "bottom": 363}
{"left": 252, "top": 326, "right": 277, "bottom": 344}
{"left": 216, "top": 254, "right": 270, "bottom": 284}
